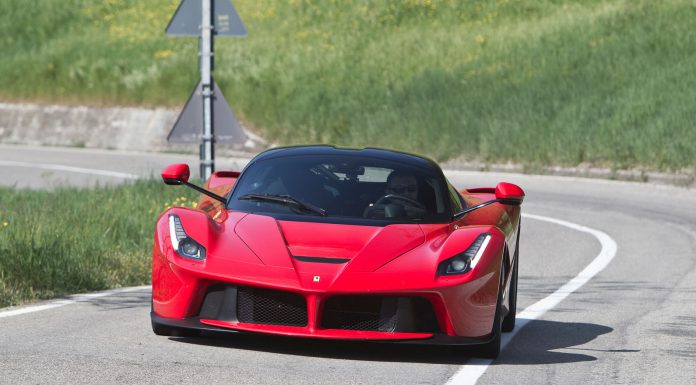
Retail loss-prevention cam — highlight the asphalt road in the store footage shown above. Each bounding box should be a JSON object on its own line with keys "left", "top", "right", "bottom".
{"left": 1, "top": 144, "right": 695, "bottom": 385}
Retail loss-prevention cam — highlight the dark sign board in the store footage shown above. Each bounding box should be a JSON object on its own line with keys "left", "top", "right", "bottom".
{"left": 166, "top": 0, "right": 246, "bottom": 36}
{"left": 167, "top": 80, "right": 248, "bottom": 144}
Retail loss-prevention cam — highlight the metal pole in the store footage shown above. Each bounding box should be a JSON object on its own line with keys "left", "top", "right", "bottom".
{"left": 200, "top": 0, "right": 215, "bottom": 180}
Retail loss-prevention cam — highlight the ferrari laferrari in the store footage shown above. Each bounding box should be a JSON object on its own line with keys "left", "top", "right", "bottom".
{"left": 151, "top": 146, "right": 524, "bottom": 358}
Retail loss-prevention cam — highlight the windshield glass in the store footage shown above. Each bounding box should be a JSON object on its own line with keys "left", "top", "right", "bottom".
{"left": 228, "top": 154, "right": 450, "bottom": 225}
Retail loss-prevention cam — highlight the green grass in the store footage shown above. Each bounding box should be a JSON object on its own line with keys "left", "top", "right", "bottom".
{"left": 0, "top": 0, "right": 694, "bottom": 170}
{"left": 0, "top": 180, "right": 197, "bottom": 307}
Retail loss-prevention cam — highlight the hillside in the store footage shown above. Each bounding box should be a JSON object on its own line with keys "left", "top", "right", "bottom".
{"left": 0, "top": 0, "right": 694, "bottom": 170}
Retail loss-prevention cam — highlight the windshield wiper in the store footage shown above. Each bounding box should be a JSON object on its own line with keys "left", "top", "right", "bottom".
{"left": 238, "top": 194, "right": 327, "bottom": 217}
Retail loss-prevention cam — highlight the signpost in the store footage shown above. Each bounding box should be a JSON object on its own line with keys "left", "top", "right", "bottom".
{"left": 166, "top": 0, "right": 247, "bottom": 180}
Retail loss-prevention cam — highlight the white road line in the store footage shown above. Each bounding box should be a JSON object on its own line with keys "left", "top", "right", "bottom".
{"left": 445, "top": 213, "right": 618, "bottom": 385}
{"left": 0, "top": 160, "right": 139, "bottom": 179}
{"left": 0, "top": 286, "right": 151, "bottom": 319}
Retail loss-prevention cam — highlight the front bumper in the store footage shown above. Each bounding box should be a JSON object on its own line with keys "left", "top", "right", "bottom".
{"left": 151, "top": 273, "right": 498, "bottom": 343}
{"left": 150, "top": 313, "right": 494, "bottom": 346}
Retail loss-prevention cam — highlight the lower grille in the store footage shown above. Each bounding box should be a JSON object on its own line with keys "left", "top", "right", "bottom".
{"left": 321, "top": 296, "right": 440, "bottom": 333}
{"left": 322, "top": 296, "right": 397, "bottom": 331}
{"left": 198, "top": 287, "right": 439, "bottom": 333}
{"left": 236, "top": 286, "right": 308, "bottom": 327}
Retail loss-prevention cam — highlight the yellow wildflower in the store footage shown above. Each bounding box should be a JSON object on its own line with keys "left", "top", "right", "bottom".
{"left": 153, "top": 49, "right": 174, "bottom": 60}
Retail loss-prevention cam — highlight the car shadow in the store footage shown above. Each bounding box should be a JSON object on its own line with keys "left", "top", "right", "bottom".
{"left": 492, "top": 319, "right": 632, "bottom": 366}
{"left": 169, "top": 319, "right": 627, "bottom": 365}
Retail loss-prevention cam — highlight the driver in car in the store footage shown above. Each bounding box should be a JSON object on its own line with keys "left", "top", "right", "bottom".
{"left": 364, "top": 171, "right": 427, "bottom": 219}
{"left": 386, "top": 172, "right": 419, "bottom": 202}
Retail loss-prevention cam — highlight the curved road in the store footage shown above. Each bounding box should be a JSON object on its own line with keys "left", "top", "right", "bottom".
{"left": 1, "top": 144, "right": 695, "bottom": 385}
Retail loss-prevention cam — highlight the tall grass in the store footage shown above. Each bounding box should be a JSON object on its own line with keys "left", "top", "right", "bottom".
{"left": 0, "top": 180, "right": 197, "bottom": 307}
{"left": 0, "top": 0, "right": 694, "bottom": 170}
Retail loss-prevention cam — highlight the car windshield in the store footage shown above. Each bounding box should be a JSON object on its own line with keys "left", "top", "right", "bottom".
{"left": 227, "top": 154, "right": 451, "bottom": 225}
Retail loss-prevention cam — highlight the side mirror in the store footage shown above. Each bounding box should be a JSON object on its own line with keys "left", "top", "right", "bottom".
{"left": 453, "top": 182, "right": 525, "bottom": 219}
{"left": 161, "top": 163, "right": 227, "bottom": 204}
{"left": 162, "top": 164, "right": 190, "bottom": 185}
{"left": 495, "top": 182, "right": 525, "bottom": 206}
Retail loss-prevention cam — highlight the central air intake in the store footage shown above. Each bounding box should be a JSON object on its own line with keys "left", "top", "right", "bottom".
{"left": 236, "top": 286, "right": 308, "bottom": 327}
{"left": 321, "top": 295, "right": 440, "bottom": 333}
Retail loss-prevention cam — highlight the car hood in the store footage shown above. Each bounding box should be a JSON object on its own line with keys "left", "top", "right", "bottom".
{"left": 233, "top": 214, "right": 425, "bottom": 288}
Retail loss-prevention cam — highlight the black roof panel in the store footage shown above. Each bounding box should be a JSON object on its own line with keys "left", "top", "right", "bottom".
{"left": 250, "top": 145, "right": 442, "bottom": 173}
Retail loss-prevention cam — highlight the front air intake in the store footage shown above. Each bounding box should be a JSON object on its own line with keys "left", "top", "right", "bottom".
{"left": 321, "top": 295, "right": 440, "bottom": 333}
{"left": 236, "top": 286, "right": 308, "bottom": 327}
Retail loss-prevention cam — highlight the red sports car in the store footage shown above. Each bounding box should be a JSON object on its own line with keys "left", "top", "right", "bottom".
{"left": 151, "top": 146, "right": 523, "bottom": 358}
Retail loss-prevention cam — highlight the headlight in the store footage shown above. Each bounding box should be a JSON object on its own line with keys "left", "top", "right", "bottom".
{"left": 168, "top": 214, "right": 206, "bottom": 260}
{"left": 438, "top": 233, "right": 491, "bottom": 276}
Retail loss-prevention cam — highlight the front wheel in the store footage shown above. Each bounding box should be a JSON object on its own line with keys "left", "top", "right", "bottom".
{"left": 151, "top": 299, "right": 200, "bottom": 337}
{"left": 502, "top": 222, "right": 520, "bottom": 332}
{"left": 151, "top": 319, "right": 176, "bottom": 336}
{"left": 502, "top": 251, "right": 518, "bottom": 332}
{"left": 151, "top": 317, "right": 201, "bottom": 337}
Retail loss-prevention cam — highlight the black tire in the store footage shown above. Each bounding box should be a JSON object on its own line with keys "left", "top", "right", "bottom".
{"left": 478, "top": 269, "right": 503, "bottom": 359}
{"left": 502, "top": 248, "right": 518, "bottom": 332}
{"left": 151, "top": 319, "right": 201, "bottom": 337}
{"left": 502, "top": 221, "right": 521, "bottom": 332}
{"left": 151, "top": 299, "right": 200, "bottom": 337}
{"left": 151, "top": 319, "right": 176, "bottom": 336}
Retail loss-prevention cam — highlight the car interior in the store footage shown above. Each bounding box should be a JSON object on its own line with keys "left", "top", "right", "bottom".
{"left": 235, "top": 160, "right": 446, "bottom": 220}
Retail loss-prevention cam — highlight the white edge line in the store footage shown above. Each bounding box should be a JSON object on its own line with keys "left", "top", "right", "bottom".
{"left": 445, "top": 213, "right": 618, "bottom": 385}
{"left": 0, "top": 160, "right": 139, "bottom": 179}
{"left": 0, "top": 285, "right": 151, "bottom": 319}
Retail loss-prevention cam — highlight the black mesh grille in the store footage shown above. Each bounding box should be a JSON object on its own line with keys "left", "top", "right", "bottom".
{"left": 236, "top": 286, "right": 308, "bottom": 326}
{"left": 321, "top": 296, "right": 440, "bottom": 333}
{"left": 321, "top": 296, "right": 398, "bottom": 331}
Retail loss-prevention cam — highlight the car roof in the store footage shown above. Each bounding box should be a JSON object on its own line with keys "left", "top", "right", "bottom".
{"left": 250, "top": 145, "right": 442, "bottom": 173}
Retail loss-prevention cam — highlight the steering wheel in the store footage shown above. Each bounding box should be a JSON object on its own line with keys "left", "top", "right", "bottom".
{"left": 373, "top": 194, "right": 426, "bottom": 210}
{"left": 363, "top": 194, "right": 427, "bottom": 219}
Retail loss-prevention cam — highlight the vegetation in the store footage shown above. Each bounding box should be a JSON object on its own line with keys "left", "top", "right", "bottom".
{"left": 0, "top": 180, "right": 197, "bottom": 307}
{"left": 0, "top": 0, "right": 694, "bottom": 170}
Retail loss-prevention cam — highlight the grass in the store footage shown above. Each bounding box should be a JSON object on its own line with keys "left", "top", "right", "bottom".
{"left": 0, "top": 0, "right": 695, "bottom": 170}
{"left": 0, "top": 180, "right": 198, "bottom": 307}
